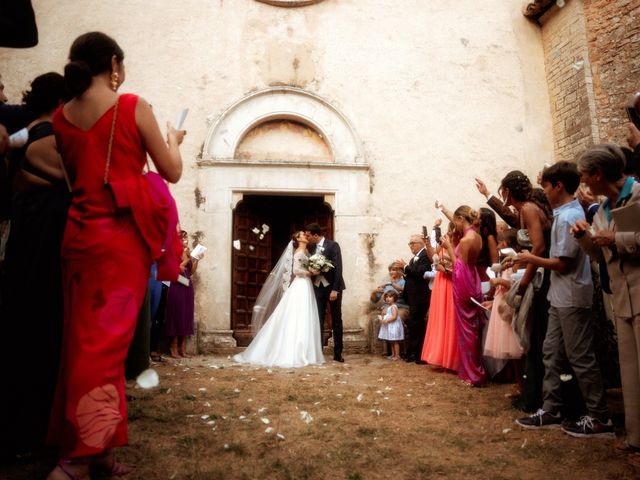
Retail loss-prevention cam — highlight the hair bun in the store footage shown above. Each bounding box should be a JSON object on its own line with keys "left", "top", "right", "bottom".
{"left": 64, "top": 60, "right": 92, "bottom": 98}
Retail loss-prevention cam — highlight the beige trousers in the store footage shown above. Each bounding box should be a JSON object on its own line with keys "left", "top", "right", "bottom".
{"left": 617, "top": 314, "right": 640, "bottom": 448}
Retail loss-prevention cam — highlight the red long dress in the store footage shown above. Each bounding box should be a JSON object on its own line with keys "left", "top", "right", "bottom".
{"left": 48, "top": 94, "right": 151, "bottom": 457}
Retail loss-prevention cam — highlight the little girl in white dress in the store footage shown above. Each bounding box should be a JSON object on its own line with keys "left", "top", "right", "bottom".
{"left": 378, "top": 290, "right": 404, "bottom": 360}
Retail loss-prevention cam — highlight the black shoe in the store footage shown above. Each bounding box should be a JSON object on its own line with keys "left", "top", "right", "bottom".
{"left": 561, "top": 416, "right": 615, "bottom": 439}
{"left": 404, "top": 356, "right": 416, "bottom": 363}
{"left": 515, "top": 409, "right": 563, "bottom": 429}
{"left": 415, "top": 359, "right": 426, "bottom": 365}
{"left": 333, "top": 355, "right": 344, "bottom": 363}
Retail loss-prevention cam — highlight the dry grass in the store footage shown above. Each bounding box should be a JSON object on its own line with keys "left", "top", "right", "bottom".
{"left": 3, "top": 354, "right": 637, "bottom": 480}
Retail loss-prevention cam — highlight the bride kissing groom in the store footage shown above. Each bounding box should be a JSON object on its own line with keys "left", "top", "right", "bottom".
{"left": 305, "top": 223, "right": 346, "bottom": 363}
{"left": 233, "top": 225, "right": 345, "bottom": 368}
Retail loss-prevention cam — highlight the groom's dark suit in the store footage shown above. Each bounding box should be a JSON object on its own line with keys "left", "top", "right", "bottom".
{"left": 310, "top": 238, "right": 346, "bottom": 359}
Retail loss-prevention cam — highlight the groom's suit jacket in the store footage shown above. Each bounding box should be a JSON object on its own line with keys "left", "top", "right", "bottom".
{"left": 311, "top": 239, "right": 346, "bottom": 292}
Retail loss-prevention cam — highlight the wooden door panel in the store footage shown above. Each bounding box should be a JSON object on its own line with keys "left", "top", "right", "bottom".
{"left": 231, "top": 195, "right": 334, "bottom": 346}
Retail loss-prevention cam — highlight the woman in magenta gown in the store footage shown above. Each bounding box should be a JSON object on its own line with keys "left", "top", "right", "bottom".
{"left": 47, "top": 32, "right": 184, "bottom": 480}
{"left": 441, "top": 206, "right": 487, "bottom": 387}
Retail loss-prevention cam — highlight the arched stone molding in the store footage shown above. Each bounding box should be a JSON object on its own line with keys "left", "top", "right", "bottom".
{"left": 255, "top": 0, "right": 325, "bottom": 7}
{"left": 202, "top": 87, "right": 363, "bottom": 165}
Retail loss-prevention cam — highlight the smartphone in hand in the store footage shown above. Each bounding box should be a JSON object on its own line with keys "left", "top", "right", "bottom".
{"left": 626, "top": 93, "right": 640, "bottom": 129}
{"left": 422, "top": 225, "right": 428, "bottom": 238}
{"left": 626, "top": 105, "right": 640, "bottom": 130}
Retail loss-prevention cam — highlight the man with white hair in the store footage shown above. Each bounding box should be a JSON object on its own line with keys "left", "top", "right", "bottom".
{"left": 397, "top": 234, "right": 432, "bottom": 363}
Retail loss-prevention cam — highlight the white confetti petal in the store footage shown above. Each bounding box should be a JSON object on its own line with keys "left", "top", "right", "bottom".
{"left": 502, "top": 428, "right": 511, "bottom": 434}
{"left": 300, "top": 411, "right": 313, "bottom": 424}
{"left": 201, "top": 415, "right": 210, "bottom": 420}
{"left": 252, "top": 227, "right": 260, "bottom": 234}
{"left": 233, "top": 240, "right": 241, "bottom": 250}
{"left": 265, "top": 427, "right": 274, "bottom": 434}
{"left": 135, "top": 368, "right": 159, "bottom": 389}
{"left": 258, "top": 407, "right": 267, "bottom": 413}
{"left": 199, "top": 388, "right": 207, "bottom": 392}
{"left": 560, "top": 374, "right": 573, "bottom": 382}
{"left": 234, "top": 388, "right": 241, "bottom": 393}
{"left": 239, "top": 415, "right": 246, "bottom": 420}
{"left": 261, "top": 417, "right": 270, "bottom": 424}
{"left": 262, "top": 224, "right": 270, "bottom": 233}
{"left": 276, "top": 433, "right": 285, "bottom": 440}
{"left": 356, "top": 393, "right": 364, "bottom": 402}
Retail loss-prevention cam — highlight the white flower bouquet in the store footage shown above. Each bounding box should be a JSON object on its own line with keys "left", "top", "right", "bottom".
{"left": 304, "top": 254, "right": 334, "bottom": 273}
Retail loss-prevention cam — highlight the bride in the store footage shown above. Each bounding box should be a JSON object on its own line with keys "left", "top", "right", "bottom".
{"left": 233, "top": 231, "right": 325, "bottom": 367}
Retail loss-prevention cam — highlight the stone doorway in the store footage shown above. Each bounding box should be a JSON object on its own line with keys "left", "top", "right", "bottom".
{"left": 230, "top": 194, "right": 334, "bottom": 346}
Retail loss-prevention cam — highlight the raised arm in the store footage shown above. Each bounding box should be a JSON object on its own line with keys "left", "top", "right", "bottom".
{"left": 476, "top": 177, "right": 519, "bottom": 227}
{"left": 136, "top": 97, "right": 184, "bottom": 183}
{"left": 435, "top": 200, "right": 454, "bottom": 222}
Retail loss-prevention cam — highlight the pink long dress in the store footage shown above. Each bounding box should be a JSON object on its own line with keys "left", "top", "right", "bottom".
{"left": 483, "top": 269, "right": 524, "bottom": 360}
{"left": 452, "top": 241, "right": 487, "bottom": 387}
{"left": 421, "top": 248, "right": 458, "bottom": 371}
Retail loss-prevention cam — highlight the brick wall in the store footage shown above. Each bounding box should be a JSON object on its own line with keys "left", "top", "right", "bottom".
{"left": 584, "top": 0, "right": 640, "bottom": 146}
{"left": 539, "top": 0, "right": 599, "bottom": 163}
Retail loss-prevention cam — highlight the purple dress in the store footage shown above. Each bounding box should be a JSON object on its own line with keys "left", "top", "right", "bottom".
{"left": 452, "top": 244, "right": 487, "bottom": 386}
{"left": 164, "top": 260, "right": 195, "bottom": 336}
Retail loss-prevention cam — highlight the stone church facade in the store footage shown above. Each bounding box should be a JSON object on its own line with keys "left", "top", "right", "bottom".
{"left": 1, "top": 0, "right": 637, "bottom": 352}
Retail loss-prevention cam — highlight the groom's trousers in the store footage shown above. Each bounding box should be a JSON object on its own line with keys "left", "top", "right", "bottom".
{"left": 315, "top": 288, "right": 343, "bottom": 357}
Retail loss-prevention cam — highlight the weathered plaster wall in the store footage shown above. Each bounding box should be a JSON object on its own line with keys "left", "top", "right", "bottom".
{"left": 0, "top": 0, "right": 553, "bottom": 350}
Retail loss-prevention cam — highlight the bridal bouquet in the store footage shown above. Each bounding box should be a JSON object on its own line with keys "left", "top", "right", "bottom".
{"left": 304, "top": 254, "right": 334, "bottom": 273}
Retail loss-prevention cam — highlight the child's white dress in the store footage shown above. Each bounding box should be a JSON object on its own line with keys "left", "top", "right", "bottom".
{"left": 378, "top": 304, "right": 404, "bottom": 341}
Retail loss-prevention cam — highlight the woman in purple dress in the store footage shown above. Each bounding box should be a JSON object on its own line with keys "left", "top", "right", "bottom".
{"left": 441, "top": 205, "right": 486, "bottom": 387}
{"left": 165, "top": 230, "right": 198, "bottom": 358}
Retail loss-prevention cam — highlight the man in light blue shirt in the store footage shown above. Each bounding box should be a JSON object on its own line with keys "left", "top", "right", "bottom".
{"left": 514, "top": 161, "right": 613, "bottom": 438}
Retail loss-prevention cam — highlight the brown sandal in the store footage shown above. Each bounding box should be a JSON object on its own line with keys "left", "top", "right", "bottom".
{"left": 92, "top": 450, "right": 135, "bottom": 477}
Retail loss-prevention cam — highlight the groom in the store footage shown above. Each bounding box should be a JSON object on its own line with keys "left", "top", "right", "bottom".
{"left": 305, "top": 223, "right": 346, "bottom": 362}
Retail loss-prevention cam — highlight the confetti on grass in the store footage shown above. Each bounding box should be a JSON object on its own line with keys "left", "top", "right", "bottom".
{"left": 136, "top": 369, "right": 159, "bottom": 389}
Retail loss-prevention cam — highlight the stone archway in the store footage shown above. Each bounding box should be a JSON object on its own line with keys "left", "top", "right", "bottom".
{"left": 201, "top": 86, "right": 363, "bottom": 165}
{"left": 255, "top": 0, "right": 325, "bottom": 7}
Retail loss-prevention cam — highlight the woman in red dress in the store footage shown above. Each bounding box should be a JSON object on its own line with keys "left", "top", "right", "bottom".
{"left": 47, "top": 32, "right": 184, "bottom": 480}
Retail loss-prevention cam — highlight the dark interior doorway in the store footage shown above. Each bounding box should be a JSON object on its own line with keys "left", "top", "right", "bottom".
{"left": 231, "top": 194, "right": 334, "bottom": 346}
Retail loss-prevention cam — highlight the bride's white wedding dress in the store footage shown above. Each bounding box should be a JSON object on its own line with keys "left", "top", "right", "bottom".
{"left": 233, "top": 250, "right": 325, "bottom": 368}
